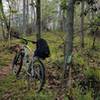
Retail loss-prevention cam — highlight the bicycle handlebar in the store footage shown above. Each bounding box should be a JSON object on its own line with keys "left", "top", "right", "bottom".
{"left": 11, "top": 34, "right": 37, "bottom": 44}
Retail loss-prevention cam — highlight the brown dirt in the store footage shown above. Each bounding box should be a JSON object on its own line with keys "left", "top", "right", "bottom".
{"left": 0, "top": 65, "right": 11, "bottom": 80}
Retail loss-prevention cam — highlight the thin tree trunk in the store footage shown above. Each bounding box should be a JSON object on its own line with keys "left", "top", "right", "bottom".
{"left": 26, "top": 0, "right": 29, "bottom": 28}
{"left": 36, "top": 0, "right": 41, "bottom": 40}
{"left": 62, "top": 10, "right": 66, "bottom": 32}
{"left": 17, "top": 0, "right": 20, "bottom": 30}
{"left": 64, "top": 0, "right": 74, "bottom": 79}
{"left": 7, "top": 0, "right": 12, "bottom": 47}
{"left": 91, "top": 10, "right": 96, "bottom": 49}
{"left": 23, "top": 0, "right": 26, "bottom": 34}
{"left": 1, "top": 21, "right": 6, "bottom": 39}
{"left": 0, "top": 0, "right": 10, "bottom": 35}
{"left": 92, "top": 28, "right": 98, "bottom": 49}
{"left": 31, "top": 0, "right": 36, "bottom": 33}
{"left": 80, "top": 0, "right": 84, "bottom": 48}
{"left": 92, "top": 32, "right": 96, "bottom": 48}
{"left": 0, "top": 0, "right": 11, "bottom": 47}
{"left": 31, "top": 0, "right": 33, "bottom": 32}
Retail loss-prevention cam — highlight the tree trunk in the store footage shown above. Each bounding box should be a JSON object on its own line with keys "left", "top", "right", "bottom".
{"left": 0, "top": 0, "right": 11, "bottom": 47}
{"left": 64, "top": 0, "right": 74, "bottom": 78}
{"left": 36, "top": 0, "right": 41, "bottom": 40}
{"left": 1, "top": 21, "right": 6, "bottom": 39}
{"left": 31, "top": 0, "right": 33, "bottom": 33}
{"left": 31, "top": 0, "right": 36, "bottom": 33}
{"left": 26, "top": 0, "right": 29, "bottom": 28}
{"left": 17, "top": 0, "right": 20, "bottom": 30}
{"left": 7, "top": 0, "right": 12, "bottom": 47}
{"left": 23, "top": 0, "right": 26, "bottom": 34}
{"left": 80, "top": 0, "right": 84, "bottom": 48}
{"left": 0, "top": 0, "right": 10, "bottom": 35}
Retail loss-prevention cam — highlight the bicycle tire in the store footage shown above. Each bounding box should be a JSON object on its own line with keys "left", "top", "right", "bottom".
{"left": 27, "top": 58, "right": 45, "bottom": 92}
{"left": 12, "top": 52, "right": 23, "bottom": 77}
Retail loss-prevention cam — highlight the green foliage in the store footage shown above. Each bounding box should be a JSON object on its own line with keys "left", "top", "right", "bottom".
{"left": 60, "top": 0, "right": 67, "bottom": 10}
{"left": 84, "top": 67, "right": 95, "bottom": 77}
{"left": 41, "top": 0, "right": 58, "bottom": 20}
{"left": 84, "top": 67, "right": 100, "bottom": 80}
{"left": 94, "top": 15, "right": 100, "bottom": 26}
{"left": 10, "top": 9, "right": 17, "bottom": 13}
{"left": 95, "top": 92, "right": 100, "bottom": 100}
{"left": 0, "top": 74, "right": 56, "bottom": 100}
{"left": 0, "top": 32, "right": 100, "bottom": 99}
{"left": 94, "top": 69, "right": 100, "bottom": 80}
{"left": 74, "top": 52, "right": 85, "bottom": 66}
{"left": 69, "top": 86, "right": 93, "bottom": 100}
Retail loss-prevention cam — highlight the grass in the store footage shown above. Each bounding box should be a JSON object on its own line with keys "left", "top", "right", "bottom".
{"left": 0, "top": 32, "right": 100, "bottom": 99}
{"left": 0, "top": 74, "right": 56, "bottom": 100}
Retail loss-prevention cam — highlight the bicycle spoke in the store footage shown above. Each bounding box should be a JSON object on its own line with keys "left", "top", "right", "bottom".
{"left": 27, "top": 60, "right": 45, "bottom": 92}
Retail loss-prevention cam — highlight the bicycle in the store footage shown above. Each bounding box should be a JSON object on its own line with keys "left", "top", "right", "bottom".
{"left": 12, "top": 35, "right": 45, "bottom": 92}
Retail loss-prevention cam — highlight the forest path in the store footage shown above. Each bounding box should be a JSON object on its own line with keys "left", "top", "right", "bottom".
{"left": 0, "top": 65, "right": 11, "bottom": 80}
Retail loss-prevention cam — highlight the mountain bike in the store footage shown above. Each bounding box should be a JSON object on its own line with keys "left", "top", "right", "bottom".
{"left": 12, "top": 35, "right": 45, "bottom": 92}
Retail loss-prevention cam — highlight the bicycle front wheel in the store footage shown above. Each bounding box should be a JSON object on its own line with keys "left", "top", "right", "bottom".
{"left": 27, "top": 59, "right": 45, "bottom": 92}
{"left": 12, "top": 53, "right": 23, "bottom": 77}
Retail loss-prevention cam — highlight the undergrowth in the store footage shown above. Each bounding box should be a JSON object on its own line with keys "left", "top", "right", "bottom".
{"left": 0, "top": 32, "right": 100, "bottom": 100}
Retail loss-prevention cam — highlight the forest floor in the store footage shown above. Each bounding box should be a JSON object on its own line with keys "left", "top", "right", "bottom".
{"left": 0, "top": 65, "right": 11, "bottom": 80}
{"left": 0, "top": 32, "right": 100, "bottom": 100}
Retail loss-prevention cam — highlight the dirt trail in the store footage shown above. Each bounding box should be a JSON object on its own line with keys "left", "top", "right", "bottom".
{"left": 0, "top": 65, "right": 11, "bottom": 80}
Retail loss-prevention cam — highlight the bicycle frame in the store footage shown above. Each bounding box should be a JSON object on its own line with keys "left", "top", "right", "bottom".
{"left": 12, "top": 38, "right": 45, "bottom": 92}
{"left": 19, "top": 44, "right": 33, "bottom": 72}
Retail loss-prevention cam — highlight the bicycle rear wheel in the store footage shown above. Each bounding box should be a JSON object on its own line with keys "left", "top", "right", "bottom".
{"left": 27, "top": 59, "right": 45, "bottom": 92}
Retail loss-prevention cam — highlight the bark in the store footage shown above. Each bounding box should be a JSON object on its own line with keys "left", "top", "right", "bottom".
{"left": 31, "top": 0, "right": 36, "bottom": 33}
{"left": 0, "top": 0, "right": 11, "bottom": 46}
{"left": 80, "top": 0, "right": 84, "bottom": 48}
{"left": 62, "top": 10, "right": 66, "bottom": 32}
{"left": 92, "top": 31, "right": 96, "bottom": 49}
{"left": 31, "top": 0, "right": 33, "bottom": 32}
{"left": 17, "top": 0, "right": 20, "bottom": 30}
{"left": 91, "top": 8, "right": 96, "bottom": 49}
{"left": 23, "top": 0, "right": 26, "bottom": 34}
{"left": 59, "top": 7, "right": 63, "bottom": 31}
{"left": 36, "top": 0, "right": 41, "bottom": 40}
{"left": 92, "top": 28, "right": 98, "bottom": 49}
{"left": 6, "top": 0, "right": 12, "bottom": 47}
{"left": 64, "top": 0, "right": 74, "bottom": 78}
{"left": 0, "top": 0, "right": 10, "bottom": 33}
{"left": 1, "top": 21, "right": 6, "bottom": 39}
{"left": 26, "top": 0, "right": 29, "bottom": 27}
